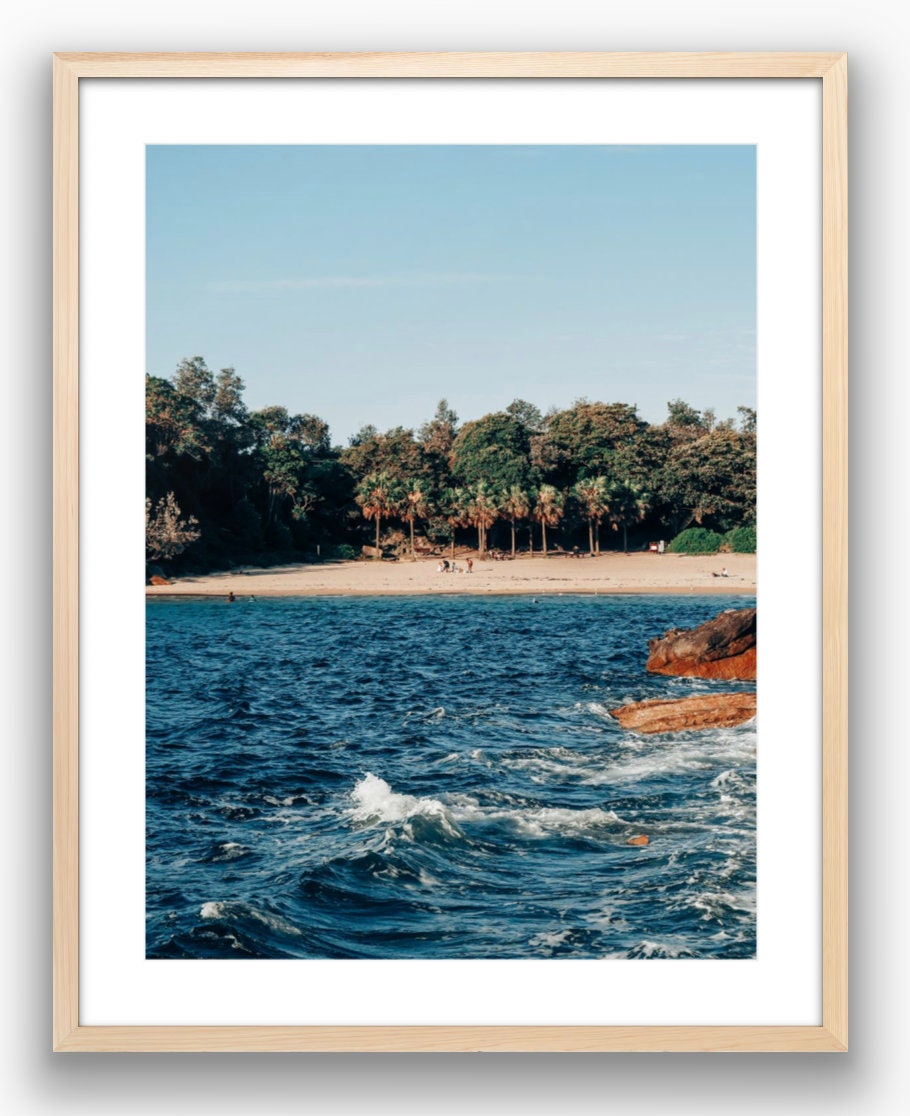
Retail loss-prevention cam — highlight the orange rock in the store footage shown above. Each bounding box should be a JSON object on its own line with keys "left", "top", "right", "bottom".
{"left": 648, "top": 646, "right": 756, "bottom": 681}
{"left": 646, "top": 608, "right": 756, "bottom": 681}
{"left": 149, "top": 575, "right": 171, "bottom": 586}
{"left": 610, "top": 692, "right": 757, "bottom": 734}
{"left": 627, "top": 834, "right": 650, "bottom": 846}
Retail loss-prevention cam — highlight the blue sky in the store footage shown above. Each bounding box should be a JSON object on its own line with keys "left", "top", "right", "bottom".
{"left": 147, "top": 145, "right": 755, "bottom": 445}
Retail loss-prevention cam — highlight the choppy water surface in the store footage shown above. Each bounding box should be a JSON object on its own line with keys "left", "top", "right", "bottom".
{"left": 147, "top": 593, "right": 756, "bottom": 959}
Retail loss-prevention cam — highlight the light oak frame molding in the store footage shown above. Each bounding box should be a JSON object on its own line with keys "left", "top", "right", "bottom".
{"left": 53, "top": 51, "right": 848, "bottom": 1053}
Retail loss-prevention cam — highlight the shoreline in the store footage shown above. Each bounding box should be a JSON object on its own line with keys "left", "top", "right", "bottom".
{"left": 146, "top": 553, "right": 756, "bottom": 599}
{"left": 147, "top": 587, "right": 757, "bottom": 599}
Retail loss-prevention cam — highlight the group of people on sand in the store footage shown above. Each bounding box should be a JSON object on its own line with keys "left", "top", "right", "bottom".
{"left": 436, "top": 558, "right": 474, "bottom": 574}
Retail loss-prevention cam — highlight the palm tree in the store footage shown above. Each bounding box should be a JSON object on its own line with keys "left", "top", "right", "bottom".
{"left": 533, "top": 484, "right": 565, "bottom": 558}
{"left": 573, "top": 476, "right": 609, "bottom": 555}
{"left": 466, "top": 481, "right": 499, "bottom": 556}
{"left": 502, "top": 484, "right": 531, "bottom": 558}
{"left": 608, "top": 481, "right": 649, "bottom": 552}
{"left": 355, "top": 472, "right": 401, "bottom": 558}
{"left": 447, "top": 487, "right": 472, "bottom": 560}
{"left": 402, "top": 483, "right": 430, "bottom": 560}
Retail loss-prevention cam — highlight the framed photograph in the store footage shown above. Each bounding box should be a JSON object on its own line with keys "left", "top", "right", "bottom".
{"left": 53, "top": 52, "right": 847, "bottom": 1052}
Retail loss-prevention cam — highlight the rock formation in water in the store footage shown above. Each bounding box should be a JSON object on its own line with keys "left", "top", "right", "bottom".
{"left": 646, "top": 607, "right": 756, "bottom": 680}
{"left": 610, "top": 692, "right": 757, "bottom": 734}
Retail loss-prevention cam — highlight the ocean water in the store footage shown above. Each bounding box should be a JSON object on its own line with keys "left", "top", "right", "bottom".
{"left": 146, "top": 593, "right": 756, "bottom": 959}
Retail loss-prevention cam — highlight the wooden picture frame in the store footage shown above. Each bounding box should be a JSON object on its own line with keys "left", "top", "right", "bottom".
{"left": 53, "top": 51, "right": 847, "bottom": 1053}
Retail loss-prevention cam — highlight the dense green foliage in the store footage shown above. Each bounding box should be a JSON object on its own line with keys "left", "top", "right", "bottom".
{"left": 722, "top": 525, "right": 758, "bottom": 553}
{"left": 146, "top": 357, "right": 756, "bottom": 572}
{"left": 667, "top": 528, "right": 725, "bottom": 554}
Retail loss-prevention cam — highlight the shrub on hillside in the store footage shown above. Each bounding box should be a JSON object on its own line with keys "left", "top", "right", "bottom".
{"left": 722, "top": 526, "right": 757, "bottom": 553}
{"left": 326, "top": 543, "right": 359, "bottom": 561}
{"left": 667, "top": 527, "right": 723, "bottom": 554}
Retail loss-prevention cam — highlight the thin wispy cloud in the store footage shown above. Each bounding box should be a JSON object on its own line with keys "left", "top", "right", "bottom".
{"left": 211, "top": 274, "right": 502, "bottom": 293}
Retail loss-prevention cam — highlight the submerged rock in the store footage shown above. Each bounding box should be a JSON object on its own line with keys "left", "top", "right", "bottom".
{"left": 610, "top": 692, "right": 757, "bottom": 735}
{"left": 646, "top": 607, "right": 756, "bottom": 680}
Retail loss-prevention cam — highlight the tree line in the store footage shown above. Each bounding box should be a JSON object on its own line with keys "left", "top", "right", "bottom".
{"left": 146, "top": 356, "right": 756, "bottom": 572}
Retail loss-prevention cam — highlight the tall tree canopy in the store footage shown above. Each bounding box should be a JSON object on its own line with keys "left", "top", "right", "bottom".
{"left": 657, "top": 428, "right": 756, "bottom": 534}
{"left": 451, "top": 410, "right": 535, "bottom": 493}
{"left": 146, "top": 356, "right": 755, "bottom": 572}
{"left": 540, "top": 400, "right": 647, "bottom": 488}
{"left": 341, "top": 426, "right": 429, "bottom": 487}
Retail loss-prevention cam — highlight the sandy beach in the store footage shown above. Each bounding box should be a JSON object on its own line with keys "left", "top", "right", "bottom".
{"left": 147, "top": 552, "right": 755, "bottom": 598}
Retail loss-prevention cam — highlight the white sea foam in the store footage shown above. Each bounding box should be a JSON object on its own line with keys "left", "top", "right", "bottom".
{"left": 686, "top": 888, "right": 756, "bottom": 922}
{"left": 585, "top": 907, "right": 632, "bottom": 931}
{"left": 490, "top": 728, "right": 756, "bottom": 791}
{"left": 437, "top": 748, "right": 491, "bottom": 767}
{"left": 623, "top": 940, "right": 698, "bottom": 959}
{"left": 501, "top": 748, "right": 599, "bottom": 780}
{"left": 403, "top": 706, "right": 446, "bottom": 723}
{"left": 529, "top": 928, "right": 572, "bottom": 949}
{"left": 198, "top": 900, "right": 301, "bottom": 936}
{"left": 350, "top": 773, "right": 450, "bottom": 824}
{"left": 711, "top": 768, "right": 744, "bottom": 789}
{"left": 580, "top": 733, "right": 755, "bottom": 787}
{"left": 455, "top": 802, "right": 625, "bottom": 837}
{"left": 349, "top": 774, "right": 628, "bottom": 839}
{"left": 212, "top": 842, "right": 250, "bottom": 861}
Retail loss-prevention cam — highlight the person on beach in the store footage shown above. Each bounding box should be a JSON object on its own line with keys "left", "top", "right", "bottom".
{"left": 452, "top": 561, "right": 459, "bottom": 573}
{"left": 467, "top": 558, "right": 473, "bottom": 573}
{"left": 658, "top": 539, "right": 665, "bottom": 555}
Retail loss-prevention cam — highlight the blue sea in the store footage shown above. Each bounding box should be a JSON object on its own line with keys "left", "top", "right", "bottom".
{"left": 146, "top": 593, "right": 756, "bottom": 960}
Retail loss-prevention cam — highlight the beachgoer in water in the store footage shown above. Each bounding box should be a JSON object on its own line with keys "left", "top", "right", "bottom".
{"left": 227, "top": 591, "right": 236, "bottom": 603}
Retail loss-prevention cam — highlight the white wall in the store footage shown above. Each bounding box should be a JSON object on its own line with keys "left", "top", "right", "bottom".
{"left": 0, "top": 2, "right": 903, "bottom": 1113}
